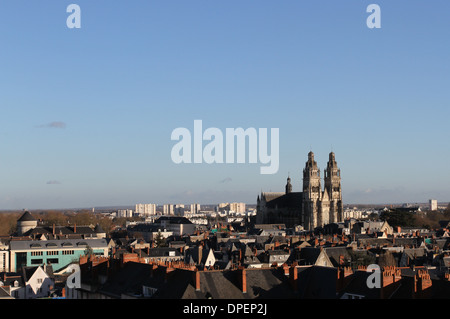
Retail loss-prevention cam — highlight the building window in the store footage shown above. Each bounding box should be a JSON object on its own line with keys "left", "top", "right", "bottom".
{"left": 47, "top": 251, "right": 59, "bottom": 256}
{"left": 31, "top": 259, "right": 43, "bottom": 265}
{"left": 31, "top": 251, "right": 43, "bottom": 256}
{"left": 47, "top": 258, "right": 59, "bottom": 264}
{"left": 62, "top": 250, "right": 74, "bottom": 255}
{"left": 37, "top": 278, "right": 43, "bottom": 284}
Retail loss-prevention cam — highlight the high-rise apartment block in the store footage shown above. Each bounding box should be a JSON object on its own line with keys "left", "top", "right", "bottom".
{"left": 429, "top": 199, "right": 438, "bottom": 211}
{"left": 163, "top": 204, "right": 174, "bottom": 215}
{"left": 135, "top": 203, "right": 156, "bottom": 216}
{"left": 190, "top": 203, "right": 201, "bottom": 214}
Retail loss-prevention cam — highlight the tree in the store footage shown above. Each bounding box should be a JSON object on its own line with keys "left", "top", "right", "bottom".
{"left": 380, "top": 209, "right": 416, "bottom": 227}
{"left": 0, "top": 212, "right": 21, "bottom": 236}
{"left": 40, "top": 210, "right": 68, "bottom": 226}
{"left": 153, "top": 231, "right": 167, "bottom": 248}
{"left": 84, "top": 245, "right": 94, "bottom": 257}
{"left": 443, "top": 203, "right": 450, "bottom": 219}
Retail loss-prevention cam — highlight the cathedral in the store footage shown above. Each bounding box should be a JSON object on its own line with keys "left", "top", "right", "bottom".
{"left": 256, "top": 151, "right": 343, "bottom": 231}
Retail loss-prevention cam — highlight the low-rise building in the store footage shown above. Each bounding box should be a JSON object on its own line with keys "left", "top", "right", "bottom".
{"left": 9, "top": 238, "right": 109, "bottom": 272}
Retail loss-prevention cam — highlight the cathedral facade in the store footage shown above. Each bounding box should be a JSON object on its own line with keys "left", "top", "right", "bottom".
{"left": 256, "top": 151, "right": 343, "bottom": 231}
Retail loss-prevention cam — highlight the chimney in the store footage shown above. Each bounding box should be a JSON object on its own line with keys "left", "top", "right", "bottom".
{"left": 79, "top": 255, "right": 88, "bottom": 265}
{"left": 194, "top": 269, "right": 201, "bottom": 291}
{"left": 150, "top": 264, "right": 157, "bottom": 278}
{"left": 380, "top": 267, "right": 397, "bottom": 299}
{"left": 165, "top": 266, "right": 174, "bottom": 283}
{"left": 282, "top": 263, "right": 289, "bottom": 276}
{"left": 239, "top": 267, "right": 247, "bottom": 293}
{"left": 74, "top": 224, "right": 77, "bottom": 233}
{"left": 198, "top": 246, "right": 203, "bottom": 265}
{"left": 53, "top": 224, "right": 55, "bottom": 235}
{"left": 414, "top": 270, "right": 432, "bottom": 299}
{"left": 444, "top": 273, "right": 450, "bottom": 281}
{"left": 336, "top": 267, "right": 353, "bottom": 293}
{"left": 289, "top": 263, "right": 298, "bottom": 292}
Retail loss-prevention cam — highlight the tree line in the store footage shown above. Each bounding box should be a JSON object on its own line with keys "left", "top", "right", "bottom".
{"left": 0, "top": 210, "right": 141, "bottom": 236}
{"left": 380, "top": 204, "right": 450, "bottom": 229}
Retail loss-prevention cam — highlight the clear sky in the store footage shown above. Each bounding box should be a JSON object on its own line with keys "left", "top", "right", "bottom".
{"left": 0, "top": 1, "right": 449, "bottom": 209}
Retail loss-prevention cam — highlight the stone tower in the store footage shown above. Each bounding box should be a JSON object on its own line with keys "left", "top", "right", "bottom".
{"left": 302, "top": 151, "right": 322, "bottom": 230}
{"left": 302, "top": 151, "right": 343, "bottom": 230}
{"left": 324, "top": 152, "right": 343, "bottom": 224}
{"left": 285, "top": 176, "right": 292, "bottom": 194}
{"left": 17, "top": 211, "right": 38, "bottom": 236}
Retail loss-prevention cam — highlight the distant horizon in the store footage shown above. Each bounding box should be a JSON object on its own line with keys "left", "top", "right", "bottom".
{"left": 1, "top": 200, "right": 448, "bottom": 213}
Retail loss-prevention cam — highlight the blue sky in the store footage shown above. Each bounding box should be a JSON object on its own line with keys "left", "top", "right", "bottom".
{"left": 0, "top": 1, "right": 449, "bottom": 209}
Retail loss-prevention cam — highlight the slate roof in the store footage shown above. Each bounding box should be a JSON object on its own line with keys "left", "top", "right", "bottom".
{"left": 394, "top": 237, "right": 422, "bottom": 247}
{"left": 146, "top": 247, "right": 182, "bottom": 258}
{"left": 298, "top": 247, "right": 322, "bottom": 265}
{"left": 336, "top": 270, "right": 382, "bottom": 299}
{"left": 98, "top": 262, "right": 194, "bottom": 299}
{"left": 263, "top": 192, "right": 302, "bottom": 210}
{"left": 323, "top": 247, "right": 352, "bottom": 267}
{"left": 98, "top": 262, "right": 299, "bottom": 299}
{"left": 260, "top": 192, "right": 285, "bottom": 202}
{"left": 155, "top": 216, "right": 193, "bottom": 225}
{"left": 435, "top": 238, "right": 450, "bottom": 250}
{"left": 297, "top": 266, "right": 338, "bottom": 299}
{"left": 24, "top": 225, "right": 98, "bottom": 237}
{"left": 185, "top": 246, "right": 213, "bottom": 265}
{"left": 0, "top": 286, "right": 12, "bottom": 299}
{"left": 18, "top": 211, "right": 37, "bottom": 222}
{"left": 183, "top": 267, "right": 297, "bottom": 299}
{"left": 9, "top": 238, "right": 108, "bottom": 251}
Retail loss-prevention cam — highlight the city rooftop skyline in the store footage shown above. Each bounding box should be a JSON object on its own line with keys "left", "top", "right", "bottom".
{"left": 1, "top": 1, "right": 449, "bottom": 210}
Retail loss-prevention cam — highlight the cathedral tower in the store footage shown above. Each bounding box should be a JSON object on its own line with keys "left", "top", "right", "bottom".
{"left": 302, "top": 151, "right": 322, "bottom": 230}
{"left": 256, "top": 151, "right": 343, "bottom": 231}
{"left": 285, "top": 176, "right": 292, "bottom": 194}
{"left": 324, "top": 152, "right": 343, "bottom": 224}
